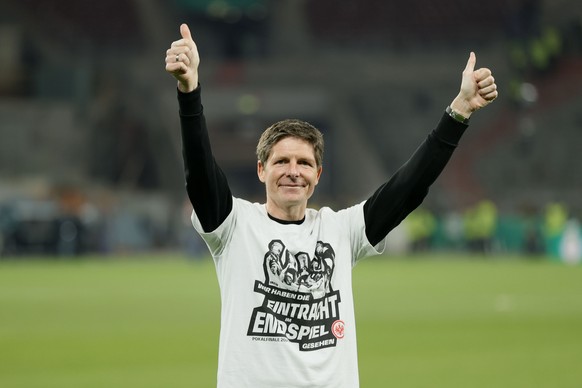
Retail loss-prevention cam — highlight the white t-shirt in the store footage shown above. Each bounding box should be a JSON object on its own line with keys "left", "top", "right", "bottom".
{"left": 192, "top": 197, "right": 386, "bottom": 388}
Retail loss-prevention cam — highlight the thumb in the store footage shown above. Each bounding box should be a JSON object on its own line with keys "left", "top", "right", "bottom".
{"left": 180, "top": 23, "right": 192, "bottom": 40}
{"left": 464, "top": 51, "right": 476, "bottom": 73}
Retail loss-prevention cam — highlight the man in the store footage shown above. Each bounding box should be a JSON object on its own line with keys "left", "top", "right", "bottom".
{"left": 165, "top": 23, "right": 497, "bottom": 388}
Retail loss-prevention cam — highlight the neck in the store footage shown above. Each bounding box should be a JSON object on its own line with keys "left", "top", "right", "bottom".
{"left": 265, "top": 201, "right": 306, "bottom": 222}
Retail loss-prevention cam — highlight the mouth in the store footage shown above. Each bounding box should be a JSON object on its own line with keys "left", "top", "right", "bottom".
{"left": 280, "top": 183, "right": 306, "bottom": 189}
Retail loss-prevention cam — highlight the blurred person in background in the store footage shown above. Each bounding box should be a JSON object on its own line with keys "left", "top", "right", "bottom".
{"left": 404, "top": 206, "right": 437, "bottom": 252}
{"left": 165, "top": 23, "right": 498, "bottom": 388}
{"left": 463, "top": 200, "right": 498, "bottom": 254}
{"left": 543, "top": 202, "right": 568, "bottom": 259}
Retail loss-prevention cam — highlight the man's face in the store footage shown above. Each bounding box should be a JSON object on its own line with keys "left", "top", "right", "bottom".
{"left": 271, "top": 242, "right": 283, "bottom": 255}
{"left": 257, "top": 137, "right": 322, "bottom": 217}
{"left": 298, "top": 254, "right": 309, "bottom": 268}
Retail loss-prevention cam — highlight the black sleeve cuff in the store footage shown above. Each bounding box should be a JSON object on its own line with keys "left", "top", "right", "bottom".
{"left": 177, "top": 84, "right": 202, "bottom": 116}
{"left": 433, "top": 111, "right": 469, "bottom": 147}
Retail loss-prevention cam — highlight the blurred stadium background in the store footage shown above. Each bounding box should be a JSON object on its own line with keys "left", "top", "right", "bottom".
{"left": 1, "top": 2, "right": 582, "bottom": 387}
{"left": 0, "top": 0, "right": 581, "bottom": 260}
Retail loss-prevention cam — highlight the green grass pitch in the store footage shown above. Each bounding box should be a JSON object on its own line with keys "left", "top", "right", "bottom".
{"left": 1, "top": 254, "right": 581, "bottom": 387}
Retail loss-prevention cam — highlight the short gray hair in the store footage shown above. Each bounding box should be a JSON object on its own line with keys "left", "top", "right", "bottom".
{"left": 256, "top": 119, "right": 324, "bottom": 167}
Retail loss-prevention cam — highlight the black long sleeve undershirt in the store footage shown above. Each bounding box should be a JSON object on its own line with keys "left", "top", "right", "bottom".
{"left": 178, "top": 86, "right": 232, "bottom": 232}
{"left": 363, "top": 114, "right": 467, "bottom": 246}
{"left": 178, "top": 87, "right": 467, "bottom": 243}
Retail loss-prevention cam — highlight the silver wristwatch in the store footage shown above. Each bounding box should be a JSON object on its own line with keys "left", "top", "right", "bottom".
{"left": 446, "top": 105, "right": 470, "bottom": 125}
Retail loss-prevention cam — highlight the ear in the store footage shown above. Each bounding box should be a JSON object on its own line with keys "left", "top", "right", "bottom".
{"left": 257, "top": 160, "right": 266, "bottom": 183}
{"left": 314, "top": 166, "right": 323, "bottom": 185}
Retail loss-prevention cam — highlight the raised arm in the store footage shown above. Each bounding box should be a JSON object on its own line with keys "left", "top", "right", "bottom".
{"left": 364, "top": 52, "right": 498, "bottom": 246}
{"left": 166, "top": 24, "right": 232, "bottom": 232}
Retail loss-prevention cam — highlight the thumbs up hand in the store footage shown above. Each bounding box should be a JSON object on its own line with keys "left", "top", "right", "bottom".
{"left": 450, "top": 52, "right": 498, "bottom": 119}
{"left": 166, "top": 23, "right": 200, "bottom": 93}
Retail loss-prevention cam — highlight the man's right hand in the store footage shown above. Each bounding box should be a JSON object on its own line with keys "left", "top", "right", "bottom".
{"left": 165, "top": 23, "right": 200, "bottom": 93}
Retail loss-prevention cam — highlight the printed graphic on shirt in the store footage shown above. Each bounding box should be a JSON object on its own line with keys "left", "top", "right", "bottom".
{"left": 247, "top": 240, "right": 343, "bottom": 351}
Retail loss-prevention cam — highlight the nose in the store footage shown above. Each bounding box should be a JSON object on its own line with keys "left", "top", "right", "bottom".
{"left": 286, "top": 161, "right": 299, "bottom": 178}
